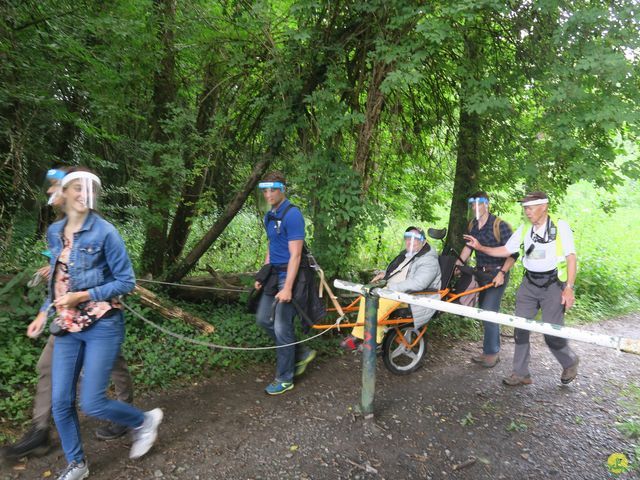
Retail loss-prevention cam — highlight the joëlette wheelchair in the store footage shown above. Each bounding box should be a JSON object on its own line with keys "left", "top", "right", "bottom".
{"left": 312, "top": 228, "right": 495, "bottom": 375}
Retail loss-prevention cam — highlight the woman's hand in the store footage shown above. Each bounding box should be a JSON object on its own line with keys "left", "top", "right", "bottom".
{"left": 254, "top": 281, "right": 262, "bottom": 290}
{"left": 493, "top": 270, "right": 505, "bottom": 287}
{"left": 54, "top": 291, "right": 89, "bottom": 309}
{"left": 27, "top": 312, "right": 47, "bottom": 338}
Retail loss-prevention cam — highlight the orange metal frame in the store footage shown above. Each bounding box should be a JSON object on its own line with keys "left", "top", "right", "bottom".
{"left": 313, "top": 282, "right": 495, "bottom": 350}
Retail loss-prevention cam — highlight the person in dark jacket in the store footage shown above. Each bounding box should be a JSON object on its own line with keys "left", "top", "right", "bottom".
{"left": 457, "top": 191, "right": 517, "bottom": 368}
{"left": 340, "top": 227, "right": 442, "bottom": 351}
{"left": 254, "top": 172, "right": 317, "bottom": 395}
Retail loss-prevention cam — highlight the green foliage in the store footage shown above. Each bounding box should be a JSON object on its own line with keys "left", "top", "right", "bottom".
{"left": 0, "top": 272, "right": 48, "bottom": 428}
{"left": 616, "top": 383, "right": 640, "bottom": 439}
{"left": 506, "top": 420, "right": 528, "bottom": 432}
{"left": 459, "top": 412, "right": 476, "bottom": 426}
{"left": 2, "top": 0, "right": 640, "bottom": 438}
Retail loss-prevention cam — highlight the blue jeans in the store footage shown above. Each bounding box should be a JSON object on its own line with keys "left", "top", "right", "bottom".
{"left": 478, "top": 272, "right": 509, "bottom": 355}
{"left": 255, "top": 281, "right": 310, "bottom": 383}
{"left": 52, "top": 311, "right": 144, "bottom": 463}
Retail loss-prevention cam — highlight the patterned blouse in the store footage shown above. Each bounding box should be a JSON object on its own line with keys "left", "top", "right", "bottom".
{"left": 53, "top": 236, "right": 122, "bottom": 332}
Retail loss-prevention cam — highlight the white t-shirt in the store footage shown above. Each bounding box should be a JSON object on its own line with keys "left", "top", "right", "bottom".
{"left": 504, "top": 219, "right": 576, "bottom": 272}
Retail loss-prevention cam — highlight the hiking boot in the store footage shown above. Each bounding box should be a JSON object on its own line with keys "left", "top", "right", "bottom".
{"left": 471, "top": 354, "right": 486, "bottom": 364}
{"left": 95, "top": 421, "right": 128, "bottom": 441}
{"left": 56, "top": 460, "right": 89, "bottom": 480}
{"left": 1, "top": 426, "right": 50, "bottom": 461}
{"left": 265, "top": 381, "right": 294, "bottom": 395}
{"left": 471, "top": 353, "right": 500, "bottom": 368}
{"left": 340, "top": 335, "right": 362, "bottom": 351}
{"left": 130, "top": 408, "right": 163, "bottom": 459}
{"left": 295, "top": 349, "right": 317, "bottom": 377}
{"left": 561, "top": 357, "right": 580, "bottom": 385}
{"left": 480, "top": 354, "right": 500, "bottom": 368}
{"left": 502, "top": 374, "right": 533, "bottom": 386}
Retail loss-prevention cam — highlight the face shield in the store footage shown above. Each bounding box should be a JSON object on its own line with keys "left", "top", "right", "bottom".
{"left": 257, "top": 181, "right": 286, "bottom": 212}
{"left": 45, "top": 169, "right": 66, "bottom": 206}
{"left": 467, "top": 196, "right": 489, "bottom": 222}
{"left": 61, "top": 171, "right": 102, "bottom": 211}
{"left": 404, "top": 230, "right": 425, "bottom": 257}
{"left": 520, "top": 196, "right": 550, "bottom": 230}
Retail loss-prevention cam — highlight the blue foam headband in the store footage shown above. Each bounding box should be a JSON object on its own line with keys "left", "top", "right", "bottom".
{"left": 46, "top": 169, "right": 66, "bottom": 181}
{"left": 404, "top": 232, "right": 425, "bottom": 241}
{"left": 468, "top": 197, "right": 489, "bottom": 204}
{"left": 258, "top": 181, "right": 285, "bottom": 192}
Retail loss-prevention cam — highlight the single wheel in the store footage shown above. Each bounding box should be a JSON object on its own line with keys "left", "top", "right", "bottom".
{"left": 382, "top": 325, "right": 426, "bottom": 375}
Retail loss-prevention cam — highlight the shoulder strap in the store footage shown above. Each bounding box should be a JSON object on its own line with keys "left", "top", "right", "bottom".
{"left": 492, "top": 216, "right": 512, "bottom": 244}
{"left": 492, "top": 217, "right": 502, "bottom": 243}
{"left": 264, "top": 203, "right": 297, "bottom": 231}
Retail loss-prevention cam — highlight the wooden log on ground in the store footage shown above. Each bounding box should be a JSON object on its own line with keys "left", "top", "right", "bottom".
{"left": 133, "top": 285, "right": 215, "bottom": 333}
{"left": 144, "top": 272, "right": 255, "bottom": 303}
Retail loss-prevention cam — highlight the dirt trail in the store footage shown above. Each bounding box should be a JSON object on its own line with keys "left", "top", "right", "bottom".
{"left": 4, "top": 314, "right": 640, "bottom": 480}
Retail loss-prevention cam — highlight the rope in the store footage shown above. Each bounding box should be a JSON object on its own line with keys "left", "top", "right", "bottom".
{"left": 121, "top": 299, "right": 345, "bottom": 351}
{"left": 137, "top": 278, "right": 250, "bottom": 293}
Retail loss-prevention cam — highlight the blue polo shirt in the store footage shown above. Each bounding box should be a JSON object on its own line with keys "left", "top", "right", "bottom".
{"left": 264, "top": 199, "right": 305, "bottom": 277}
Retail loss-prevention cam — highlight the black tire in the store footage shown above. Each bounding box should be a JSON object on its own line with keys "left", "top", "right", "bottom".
{"left": 382, "top": 325, "right": 427, "bottom": 375}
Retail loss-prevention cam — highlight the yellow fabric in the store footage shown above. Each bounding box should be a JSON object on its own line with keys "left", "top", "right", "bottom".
{"left": 352, "top": 297, "right": 403, "bottom": 344}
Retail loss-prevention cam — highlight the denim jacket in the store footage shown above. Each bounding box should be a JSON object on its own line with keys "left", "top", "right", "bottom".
{"left": 40, "top": 212, "right": 136, "bottom": 313}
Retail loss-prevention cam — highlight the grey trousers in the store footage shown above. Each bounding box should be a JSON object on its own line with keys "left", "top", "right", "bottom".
{"left": 33, "top": 334, "right": 134, "bottom": 429}
{"left": 512, "top": 276, "right": 578, "bottom": 377}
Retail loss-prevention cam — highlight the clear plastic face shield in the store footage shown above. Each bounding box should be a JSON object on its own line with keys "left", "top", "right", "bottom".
{"left": 61, "top": 171, "right": 102, "bottom": 212}
{"left": 404, "top": 230, "right": 425, "bottom": 257}
{"left": 45, "top": 169, "right": 66, "bottom": 206}
{"left": 257, "top": 181, "right": 286, "bottom": 212}
{"left": 467, "top": 196, "right": 489, "bottom": 222}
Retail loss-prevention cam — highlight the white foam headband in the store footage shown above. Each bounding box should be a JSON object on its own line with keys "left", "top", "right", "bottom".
{"left": 521, "top": 198, "right": 549, "bottom": 207}
{"left": 61, "top": 171, "right": 102, "bottom": 188}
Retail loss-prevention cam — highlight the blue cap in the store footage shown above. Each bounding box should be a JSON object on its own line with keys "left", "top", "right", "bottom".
{"left": 46, "top": 169, "right": 66, "bottom": 181}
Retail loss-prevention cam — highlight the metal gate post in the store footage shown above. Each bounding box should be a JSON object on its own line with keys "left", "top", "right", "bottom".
{"left": 361, "top": 292, "right": 379, "bottom": 417}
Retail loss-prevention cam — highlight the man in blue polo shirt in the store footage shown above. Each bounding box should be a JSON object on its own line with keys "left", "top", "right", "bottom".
{"left": 254, "top": 171, "right": 316, "bottom": 395}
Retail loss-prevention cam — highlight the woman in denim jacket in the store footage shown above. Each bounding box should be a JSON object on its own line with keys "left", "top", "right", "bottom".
{"left": 31, "top": 169, "right": 163, "bottom": 480}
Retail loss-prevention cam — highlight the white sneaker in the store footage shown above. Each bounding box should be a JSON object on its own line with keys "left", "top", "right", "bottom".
{"left": 56, "top": 460, "right": 89, "bottom": 480}
{"left": 129, "top": 408, "right": 163, "bottom": 459}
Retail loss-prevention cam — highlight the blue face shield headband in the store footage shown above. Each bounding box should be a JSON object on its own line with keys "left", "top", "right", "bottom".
{"left": 258, "top": 181, "right": 285, "bottom": 192}
{"left": 46, "top": 169, "right": 66, "bottom": 181}
{"left": 404, "top": 232, "right": 425, "bottom": 242}
{"left": 45, "top": 169, "right": 66, "bottom": 205}
{"left": 467, "top": 197, "right": 489, "bottom": 205}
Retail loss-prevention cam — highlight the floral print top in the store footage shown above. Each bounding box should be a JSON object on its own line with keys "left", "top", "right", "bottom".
{"left": 53, "top": 236, "right": 122, "bottom": 332}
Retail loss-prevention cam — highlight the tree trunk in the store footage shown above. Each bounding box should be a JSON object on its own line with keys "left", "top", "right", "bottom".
{"left": 445, "top": 33, "right": 482, "bottom": 255}
{"left": 352, "top": 61, "right": 391, "bottom": 193}
{"left": 140, "top": 0, "right": 178, "bottom": 276}
{"left": 166, "top": 153, "right": 274, "bottom": 282}
{"left": 133, "top": 285, "right": 215, "bottom": 333}
{"left": 166, "top": 62, "right": 219, "bottom": 264}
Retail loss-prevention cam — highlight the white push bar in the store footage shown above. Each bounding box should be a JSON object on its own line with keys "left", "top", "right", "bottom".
{"left": 333, "top": 279, "right": 640, "bottom": 355}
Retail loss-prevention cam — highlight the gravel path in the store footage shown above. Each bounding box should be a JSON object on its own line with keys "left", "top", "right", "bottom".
{"left": 4, "top": 314, "right": 640, "bottom": 479}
